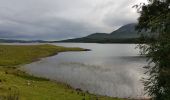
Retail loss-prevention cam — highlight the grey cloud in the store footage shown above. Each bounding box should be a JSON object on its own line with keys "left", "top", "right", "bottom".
{"left": 0, "top": 16, "right": 102, "bottom": 40}
{"left": 0, "top": 0, "right": 147, "bottom": 40}
{"left": 102, "top": 0, "right": 140, "bottom": 28}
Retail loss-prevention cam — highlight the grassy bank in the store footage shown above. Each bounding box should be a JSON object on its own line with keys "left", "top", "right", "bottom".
{"left": 0, "top": 44, "right": 123, "bottom": 100}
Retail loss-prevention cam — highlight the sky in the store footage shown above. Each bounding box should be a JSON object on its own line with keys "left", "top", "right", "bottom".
{"left": 0, "top": 0, "right": 148, "bottom": 40}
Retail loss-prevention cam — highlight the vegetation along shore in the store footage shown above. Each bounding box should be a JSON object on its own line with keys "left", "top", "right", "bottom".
{"left": 0, "top": 44, "right": 124, "bottom": 100}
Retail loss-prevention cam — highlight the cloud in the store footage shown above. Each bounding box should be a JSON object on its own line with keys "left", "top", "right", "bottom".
{"left": 0, "top": 0, "right": 147, "bottom": 40}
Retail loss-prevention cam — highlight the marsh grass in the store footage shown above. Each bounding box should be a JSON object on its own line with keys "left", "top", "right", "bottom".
{"left": 0, "top": 44, "right": 85, "bottom": 66}
{"left": 6, "top": 86, "right": 20, "bottom": 100}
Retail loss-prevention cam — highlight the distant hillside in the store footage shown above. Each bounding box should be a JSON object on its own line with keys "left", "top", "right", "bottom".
{"left": 0, "top": 23, "right": 150, "bottom": 43}
{"left": 110, "top": 23, "right": 140, "bottom": 38}
{"left": 0, "top": 39, "right": 48, "bottom": 43}
{"left": 58, "top": 23, "right": 148, "bottom": 43}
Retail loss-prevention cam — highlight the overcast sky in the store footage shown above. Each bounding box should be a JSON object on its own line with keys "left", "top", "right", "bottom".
{"left": 0, "top": 0, "right": 147, "bottom": 40}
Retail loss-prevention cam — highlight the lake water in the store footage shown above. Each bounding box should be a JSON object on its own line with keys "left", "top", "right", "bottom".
{"left": 22, "top": 43, "right": 147, "bottom": 99}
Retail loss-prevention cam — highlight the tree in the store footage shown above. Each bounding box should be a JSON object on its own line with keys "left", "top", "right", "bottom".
{"left": 135, "top": 0, "right": 170, "bottom": 100}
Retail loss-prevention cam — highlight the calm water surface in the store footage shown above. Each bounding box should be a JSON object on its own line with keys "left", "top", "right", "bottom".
{"left": 23, "top": 43, "right": 147, "bottom": 98}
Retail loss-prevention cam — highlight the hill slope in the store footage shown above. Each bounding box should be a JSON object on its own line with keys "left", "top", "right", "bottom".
{"left": 59, "top": 23, "right": 145, "bottom": 43}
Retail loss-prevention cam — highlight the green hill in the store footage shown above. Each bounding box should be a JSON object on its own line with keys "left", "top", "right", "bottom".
{"left": 58, "top": 23, "right": 147, "bottom": 43}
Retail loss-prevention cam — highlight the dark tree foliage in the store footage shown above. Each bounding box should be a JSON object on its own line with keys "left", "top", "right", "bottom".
{"left": 135, "top": 0, "right": 170, "bottom": 100}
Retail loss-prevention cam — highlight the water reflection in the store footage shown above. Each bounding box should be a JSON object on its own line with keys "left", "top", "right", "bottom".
{"left": 23, "top": 43, "right": 147, "bottom": 98}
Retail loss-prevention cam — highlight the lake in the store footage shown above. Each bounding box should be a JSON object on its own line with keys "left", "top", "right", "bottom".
{"left": 22, "top": 43, "right": 147, "bottom": 99}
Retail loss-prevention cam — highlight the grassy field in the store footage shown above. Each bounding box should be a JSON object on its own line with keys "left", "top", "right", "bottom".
{"left": 0, "top": 44, "right": 124, "bottom": 100}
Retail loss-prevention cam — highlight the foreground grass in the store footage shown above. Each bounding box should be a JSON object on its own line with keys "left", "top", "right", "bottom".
{"left": 0, "top": 44, "right": 123, "bottom": 100}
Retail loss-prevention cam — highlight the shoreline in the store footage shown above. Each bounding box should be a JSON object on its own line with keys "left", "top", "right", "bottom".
{"left": 20, "top": 49, "right": 149, "bottom": 100}
{"left": 19, "top": 51, "right": 124, "bottom": 99}
{"left": 0, "top": 44, "right": 123, "bottom": 100}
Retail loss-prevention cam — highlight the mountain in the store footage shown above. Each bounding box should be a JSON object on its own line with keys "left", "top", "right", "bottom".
{"left": 110, "top": 23, "right": 140, "bottom": 38}
{"left": 0, "top": 23, "right": 149, "bottom": 43}
{"left": 58, "top": 23, "right": 146, "bottom": 43}
{"left": 0, "top": 39, "right": 48, "bottom": 43}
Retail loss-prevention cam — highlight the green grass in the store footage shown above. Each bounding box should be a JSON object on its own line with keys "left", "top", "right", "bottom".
{"left": 0, "top": 44, "right": 124, "bottom": 100}
{"left": 0, "top": 44, "right": 85, "bottom": 66}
